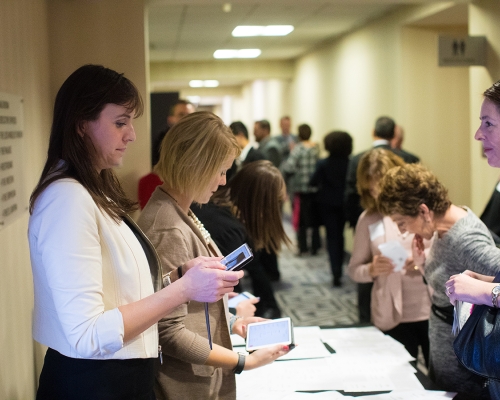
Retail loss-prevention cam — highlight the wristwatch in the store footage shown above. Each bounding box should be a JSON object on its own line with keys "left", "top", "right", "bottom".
{"left": 491, "top": 285, "right": 500, "bottom": 308}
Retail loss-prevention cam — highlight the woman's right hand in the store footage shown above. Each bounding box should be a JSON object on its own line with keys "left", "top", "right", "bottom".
{"left": 180, "top": 257, "right": 243, "bottom": 303}
{"left": 244, "top": 344, "right": 291, "bottom": 370}
{"left": 369, "top": 255, "right": 394, "bottom": 277}
{"left": 412, "top": 234, "right": 425, "bottom": 267}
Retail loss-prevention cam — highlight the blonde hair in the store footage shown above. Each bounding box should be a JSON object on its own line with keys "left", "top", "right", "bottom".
{"left": 356, "top": 148, "right": 405, "bottom": 212}
{"left": 155, "top": 111, "right": 240, "bottom": 199}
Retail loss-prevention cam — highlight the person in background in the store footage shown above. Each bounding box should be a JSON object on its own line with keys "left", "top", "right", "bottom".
{"left": 310, "top": 131, "right": 352, "bottom": 287}
{"left": 193, "top": 160, "right": 290, "bottom": 320}
{"left": 138, "top": 99, "right": 195, "bottom": 209}
{"left": 281, "top": 123, "right": 320, "bottom": 256}
{"left": 390, "top": 125, "right": 420, "bottom": 164}
{"left": 254, "top": 119, "right": 283, "bottom": 281}
{"left": 276, "top": 115, "right": 299, "bottom": 161}
{"left": 344, "top": 116, "right": 415, "bottom": 323}
{"left": 29, "top": 65, "right": 242, "bottom": 399}
{"left": 347, "top": 149, "right": 430, "bottom": 365}
{"left": 378, "top": 163, "right": 500, "bottom": 398}
{"left": 254, "top": 119, "right": 282, "bottom": 169}
{"left": 445, "top": 79, "right": 500, "bottom": 399}
{"left": 138, "top": 112, "right": 290, "bottom": 400}
{"left": 226, "top": 121, "right": 265, "bottom": 181}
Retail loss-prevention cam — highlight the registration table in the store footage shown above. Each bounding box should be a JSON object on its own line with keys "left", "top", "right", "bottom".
{"left": 232, "top": 325, "right": 456, "bottom": 399}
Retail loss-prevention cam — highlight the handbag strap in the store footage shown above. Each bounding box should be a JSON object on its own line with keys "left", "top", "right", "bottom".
{"left": 431, "top": 304, "right": 454, "bottom": 325}
{"left": 123, "top": 215, "right": 164, "bottom": 292}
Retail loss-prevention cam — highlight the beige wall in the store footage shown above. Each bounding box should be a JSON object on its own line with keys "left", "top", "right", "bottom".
{"left": 47, "top": 0, "right": 150, "bottom": 205}
{"left": 290, "top": 4, "right": 472, "bottom": 209}
{"left": 401, "top": 25, "right": 470, "bottom": 207}
{"left": 0, "top": 1, "right": 51, "bottom": 398}
{"left": 469, "top": 0, "right": 500, "bottom": 212}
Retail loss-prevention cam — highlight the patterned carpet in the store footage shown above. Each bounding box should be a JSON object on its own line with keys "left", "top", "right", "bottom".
{"left": 240, "top": 214, "right": 360, "bottom": 328}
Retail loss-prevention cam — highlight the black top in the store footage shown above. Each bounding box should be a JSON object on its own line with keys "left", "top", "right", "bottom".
{"left": 309, "top": 156, "right": 349, "bottom": 207}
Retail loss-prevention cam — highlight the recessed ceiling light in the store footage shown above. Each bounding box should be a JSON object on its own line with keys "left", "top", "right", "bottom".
{"left": 189, "top": 80, "right": 204, "bottom": 88}
{"left": 213, "top": 49, "right": 261, "bottom": 59}
{"left": 204, "top": 80, "right": 219, "bottom": 87}
{"left": 232, "top": 25, "right": 294, "bottom": 37}
{"left": 189, "top": 80, "right": 220, "bottom": 88}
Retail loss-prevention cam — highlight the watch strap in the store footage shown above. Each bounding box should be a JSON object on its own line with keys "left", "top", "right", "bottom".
{"left": 232, "top": 353, "right": 245, "bottom": 374}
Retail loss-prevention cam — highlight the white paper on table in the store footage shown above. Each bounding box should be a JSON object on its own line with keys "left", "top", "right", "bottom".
{"left": 369, "top": 220, "right": 385, "bottom": 241}
{"left": 279, "top": 391, "right": 348, "bottom": 399}
{"left": 378, "top": 241, "right": 408, "bottom": 271}
{"left": 230, "top": 333, "right": 245, "bottom": 347}
{"left": 278, "top": 326, "right": 331, "bottom": 360}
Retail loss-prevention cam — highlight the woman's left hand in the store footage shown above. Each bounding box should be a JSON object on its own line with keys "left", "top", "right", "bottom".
{"left": 403, "top": 257, "right": 422, "bottom": 276}
{"left": 232, "top": 316, "right": 266, "bottom": 338}
{"left": 445, "top": 273, "right": 494, "bottom": 306}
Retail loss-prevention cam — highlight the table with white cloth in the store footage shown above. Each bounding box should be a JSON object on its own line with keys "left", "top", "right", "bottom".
{"left": 232, "top": 325, "right": 457, "bottom": 400}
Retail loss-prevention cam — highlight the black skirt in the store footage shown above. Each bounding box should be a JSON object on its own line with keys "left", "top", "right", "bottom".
{"left": 37, "top": 348, "right": 157, "bottom": 400}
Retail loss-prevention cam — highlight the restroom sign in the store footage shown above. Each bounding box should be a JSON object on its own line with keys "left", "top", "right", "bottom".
{"left": 438, "top": 36, "right": 486, "bottom": 67}
{"left": 0, "top": 92, "right": 26, "bottom": 230}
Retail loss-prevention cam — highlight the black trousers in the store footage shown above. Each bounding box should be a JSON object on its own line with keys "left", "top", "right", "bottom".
{"left": 37, "top": 348, "right": 156, "bottom": 400}
{"left": 384, "top": 320, "right": 430, "bottom": 367}
{"left": 297, "top": 193, "right": 320, "bottom": 254}
{"left": 319, "top": 204, "right": 345, "bottom": 279}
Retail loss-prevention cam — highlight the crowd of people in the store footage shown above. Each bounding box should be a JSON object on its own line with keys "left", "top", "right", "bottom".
{"left": 28, "top": 63, "right": 500, "bottom": 399}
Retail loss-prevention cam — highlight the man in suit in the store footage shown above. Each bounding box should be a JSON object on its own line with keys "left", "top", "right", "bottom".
{"left": 254, "top": 120, "right": 282, "bottom": 168}
{"left": 253, "top": 119, "right": 283, "bottom": 281}
{"left": 344, "top": 116, "right": 419, "bottom": 323}
{"left": 226, "top": 121, "right": 265, "bottom": 180}
{"left": 391, "top": 125, "right": 420, "bottom": 164}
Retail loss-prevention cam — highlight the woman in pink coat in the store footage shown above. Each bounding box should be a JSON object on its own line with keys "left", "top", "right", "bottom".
{"left": 347, "top": 148, "right": 431, "bottom": 365}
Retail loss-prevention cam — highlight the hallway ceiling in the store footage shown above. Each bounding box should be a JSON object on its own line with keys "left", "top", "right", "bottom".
{"left": 147, "top": 0, "right": 468, "bottom": 62}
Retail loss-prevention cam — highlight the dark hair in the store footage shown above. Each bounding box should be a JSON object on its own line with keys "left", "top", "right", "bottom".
{"left": 374, "top": 116, "right": 396, "bottom": 140}
{"left": 230, "top": 121, "right": 248, "bottom": 140}
{"left": 256, "top": 120, "right": 271, "bottom": 132}
{"left": 29, "top": 64, "right": 143, "bottom": 221}
{"left": 484, "top": 81, "right": 500, "bottom": 112}
{"left": 324, "top": 130, "right": 352, "bottom": 157}
{"left": 298, "top": 124, "right": 312, "bottom": 141}
{"left": 168, "top": 99, "right": 192, "bottom": 116}
{"left": 212, "top": 160, "right": 291, "bottom": 253}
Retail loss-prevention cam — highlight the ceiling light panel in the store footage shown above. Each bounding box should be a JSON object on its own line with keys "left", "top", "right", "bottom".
{"left": 213, "top": 49, "right": 261, "bottom": 59}
{"left": 232, "top": 25, "right": 294, "bottom": 37}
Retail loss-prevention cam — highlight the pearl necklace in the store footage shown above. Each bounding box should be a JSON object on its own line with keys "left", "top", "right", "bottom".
{"left": 188, "top": 210, "right": 212, "bottom": 244}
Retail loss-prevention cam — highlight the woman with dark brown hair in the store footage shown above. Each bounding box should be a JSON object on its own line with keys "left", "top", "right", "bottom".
{"left": 28, "top": 65, "right": 242, "bottom": 399}
{"left": 194, "top": 160, "right": 291, "bottom": 319}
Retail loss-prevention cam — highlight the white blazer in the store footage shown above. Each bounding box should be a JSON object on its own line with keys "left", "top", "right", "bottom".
{"left": 28, "top": 179, "right": 158, "bottom": 359}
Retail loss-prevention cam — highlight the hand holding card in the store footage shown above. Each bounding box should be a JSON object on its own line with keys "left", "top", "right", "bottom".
{"left": 378, "top": 240, "right": 408, "bottom": 272}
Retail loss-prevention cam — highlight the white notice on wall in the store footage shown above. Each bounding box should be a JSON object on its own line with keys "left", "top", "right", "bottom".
{"left": 0, "top": 92, "right": 26, "bottom": 230}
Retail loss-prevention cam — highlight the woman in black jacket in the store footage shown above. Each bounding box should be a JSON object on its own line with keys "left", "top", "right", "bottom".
{"left": 310, "top": 131, "right": 353, "bottom": 287}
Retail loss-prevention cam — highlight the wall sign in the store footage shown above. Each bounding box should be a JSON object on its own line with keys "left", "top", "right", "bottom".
{"left": 0, "top": 92, "right": 26, "bottom": 230}
{"left": 438, "top": 36, "right": 487, "bottom": 67}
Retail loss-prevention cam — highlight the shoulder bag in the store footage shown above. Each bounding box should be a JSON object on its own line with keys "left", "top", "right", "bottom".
{"left": 453, "top": 271, "right": 500, "bottom": 381}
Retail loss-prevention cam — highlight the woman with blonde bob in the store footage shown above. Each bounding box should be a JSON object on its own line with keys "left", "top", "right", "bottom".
{"left": 194, "top": 160, "right": 291, "bottom": 319}
{"left": 378, "top": 163, "right": 500, "bottom": 398}
{"left": 347, "top": 148, "right": 431, "bottom": 365}
{"left": 138, "top": 112, "right": 290, "bottom": 400}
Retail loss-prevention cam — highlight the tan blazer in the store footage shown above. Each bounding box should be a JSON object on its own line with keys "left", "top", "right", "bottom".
{"left": 138, "top": 187, "right": 236, "bottom": 400}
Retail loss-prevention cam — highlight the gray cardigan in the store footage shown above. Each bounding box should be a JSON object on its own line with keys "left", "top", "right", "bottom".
{"left": 138, "top": 187, "right": 236, "bottom": 400}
